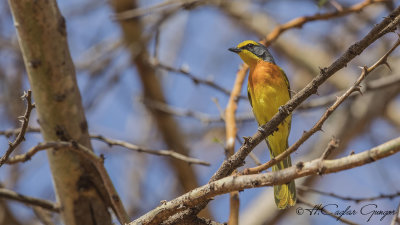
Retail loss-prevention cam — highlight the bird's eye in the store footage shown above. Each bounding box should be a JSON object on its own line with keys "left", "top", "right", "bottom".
{"left": 247, "top": 44, "right": 254, "bottom": 47}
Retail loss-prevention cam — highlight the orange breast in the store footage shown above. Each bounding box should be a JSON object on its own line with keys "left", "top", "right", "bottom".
{"left": 247, "top": 60, "right": 290, "bottom": 125}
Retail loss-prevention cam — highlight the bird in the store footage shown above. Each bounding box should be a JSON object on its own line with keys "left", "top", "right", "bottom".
{"left": 229, "top": 40, "right": 296, "bottom": 209}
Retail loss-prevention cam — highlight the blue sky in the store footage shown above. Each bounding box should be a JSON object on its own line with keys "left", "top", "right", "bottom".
{"left": 1, "top": 0, "right": 400, "bottom": 224}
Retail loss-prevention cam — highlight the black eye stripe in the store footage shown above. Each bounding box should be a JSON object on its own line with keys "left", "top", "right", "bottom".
{"left": 240, "top": 43, "right": 256, "bottom": 50}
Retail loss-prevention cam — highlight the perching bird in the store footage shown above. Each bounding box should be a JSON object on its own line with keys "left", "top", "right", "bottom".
{"left": 229, "top": 40, "right": 296, "bottom": 209}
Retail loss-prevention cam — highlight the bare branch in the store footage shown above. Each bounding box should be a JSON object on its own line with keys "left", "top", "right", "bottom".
{"left": 264, "top": 0, "right": 387, "bottom": 46}
{"left": 113, "top": 0, "right": 203, "bottom": 20}
{"left": 130, "top": 137, "right": 400, "bottom": 225}
{"left": 0, "top": 127, "right": 40, "bottom": 138}
{"left": 0, "top": 127, "right": 209, "bottom": 166}
{"left": 0, "top": 90, "right": 35, "bottom": 167}
{"left": 298, "top": 186, "right": 400, "bottom": 203}
{"left": 91, "top": 135, "right": 210, "bottom": 166}
{"left": 225, "top": 63, "right": 248, "bottom": 225}
{"left": 298, "top": 74, "right": 400, "bottom": 110}
{"left": 152, "top": 61, "right": 247, "bottom": 100}
{"left": 0, "top": 188, "right": 59, "bottom": 212}
{"left": 319, "top": 138, "right": 340, "bottom": 160}
{"left": 142, "top": 98, "right": 253, "bottom": 124}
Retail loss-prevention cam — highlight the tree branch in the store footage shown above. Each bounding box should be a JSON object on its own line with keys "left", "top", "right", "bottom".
{"left": 152, "top": 61, "right": 247, "bottom": 100}
{"left": 130, "top": 137, "right": 400, "bottom": 225}
{"left": 0, "top": 128, "right": 209, "bottom": 166}
{"left": 298, "top": 74, "right": 400, "bottom": 110}
{"left": 225, "top": 63, "right": 248, "bottom": 225}
{"left": 0, "top": 90, "right": 35, "bottom": 167}
{"left": 297, "top": 186, "right": 400, "bottom": 203}
{"left": 264, "top": 0, "right": 387, "bottom": 46}
{"left": 0, "top": 188, "right": 59, "bottom": 212}
{"left": 91, "top": 134, "right": 210, "bottom": 166}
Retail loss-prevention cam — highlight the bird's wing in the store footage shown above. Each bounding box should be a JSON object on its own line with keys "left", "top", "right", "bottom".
{"left": 279, "top": 67, "right": 291, "bottom": 98}
{"left": 247, "top": 87, "right": 253, "bottom": 108}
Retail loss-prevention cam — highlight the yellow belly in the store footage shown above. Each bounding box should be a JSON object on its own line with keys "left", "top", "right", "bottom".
{"left": 247, "top": 61, "right": 291, "bottom": 156}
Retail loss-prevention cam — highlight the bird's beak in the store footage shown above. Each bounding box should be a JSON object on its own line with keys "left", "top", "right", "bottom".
{"left": 228, "top": 47, "right": 241, "bottom": 53}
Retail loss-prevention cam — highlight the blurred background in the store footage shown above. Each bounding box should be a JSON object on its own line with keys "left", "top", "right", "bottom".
{"left": 1, "top": 0, "right": 400, "bottom": 224}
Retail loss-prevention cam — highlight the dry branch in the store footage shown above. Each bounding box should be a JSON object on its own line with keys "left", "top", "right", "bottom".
{"left": 141, "top": 98, "right": 253, "bottom": 124}
{"left": 225, "top": 64, "right": 248, "bottom": 225}
{"left": 153, "top": 61, "right": 246, "bottom": 99}
{"left": 297, "top": 186, "right": 400, "bottom": 203}
{"left": 130, "top": 137, "right": 400, "bottom": 225}
{"left": 0, "top": 90, "right": 34, "bottom": 167}
{"left": 298, "top": 74, "right": 400, "bottom": 110}
{"left": 0, "top": 128, "right": 209, "bottom": 165}
{"left": 264, "top": 0, "right": 387, "bottom": 46}
{"left": 0, "top": 188, "right": 59, "bottom": 212}
{"left": 91, "top": 134, "right": 210, "bottom": 166}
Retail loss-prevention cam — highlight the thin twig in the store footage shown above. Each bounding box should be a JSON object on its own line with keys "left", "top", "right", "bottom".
{"left": 225, "top": 63, "right": 248, "bottom": 225}
{"left": 0, "top": 90, "right": 35, "bottom": 167}
{"left": 298, "top": 74, "right": 400, "bottom": 110}
{"left": 264, "top": 0, "right": 387, "bottom": 46}
{"left": 0, "top": 126, "right": 40, "bottom": 138}
{"left": 140, "top": 97, "right": 253, "bottom": 124}
{"left": 243, "top": 37, "right": 400, "bottom": 175}
{"left": 91, "top": 134, "right": 210, "bottom": 166}
{"left": 0, "top": 188, "right": 59, "bottom": 212}
{"left": 0, "top": 127, "right": 209, "bottom": 166}
{"left": 130, "top": 137, "right": 400, "bottom": 225}
{"left": 319, "top": 138, "right": 340, "bottom": 160}
{"left": 225, "top": 64, "right": 248, "bottom": 158}
{"left": 153, "top": 61, "right": 247, "bottom": 99}
{"left": 113, "top": 0, "right": 202, "bottom": 20}
{"left": 298, "top": 186, "right": 400, "bottom": 203}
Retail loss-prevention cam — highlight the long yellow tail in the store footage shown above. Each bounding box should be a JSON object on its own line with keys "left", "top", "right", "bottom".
{"left": 270, "top": 149, "right": 296, "bottom": 209}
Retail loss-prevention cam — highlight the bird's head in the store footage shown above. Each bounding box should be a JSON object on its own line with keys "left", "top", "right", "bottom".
{"left": 229, "top": 40, "right": 275, "bottom": 67}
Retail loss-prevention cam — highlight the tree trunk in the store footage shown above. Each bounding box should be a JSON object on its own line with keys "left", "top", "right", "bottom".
{"left": 7, "top": 1, "right": 112, "bottom": 224}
